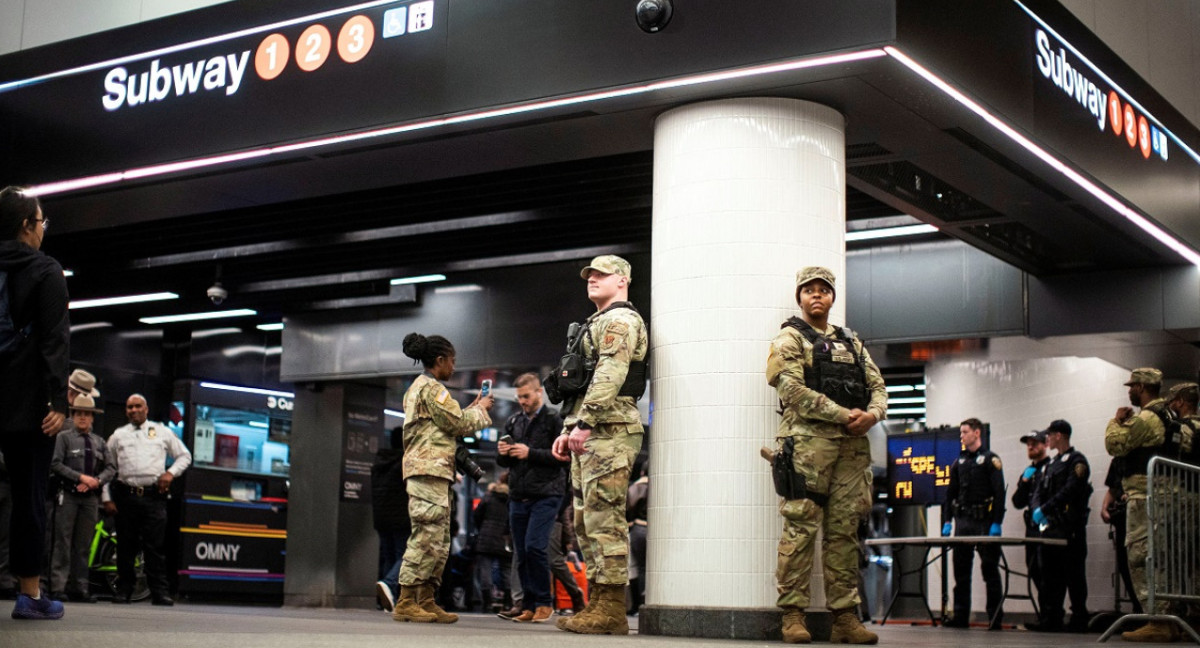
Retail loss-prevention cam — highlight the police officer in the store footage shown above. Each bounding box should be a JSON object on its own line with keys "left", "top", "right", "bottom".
{"left": 103, "top": 394, "right": 191, "bottom": 606}
{"left": 942, "top": 417, "right": 1005, "bottom": 629}
{"left": 766, "top": 266, "right": 887, "bottom": 645}
{"left": 1010, "top": 430, "right": 1049, "bottom": 600}
{"left": 1105, "top": 367, "right": 1176, "bottom": 642}
{"left": 1028, "top": 420, "right": 1091, "bottom": 632}
{"left": 550, "top": 255, "right": 648, "bottom": 636}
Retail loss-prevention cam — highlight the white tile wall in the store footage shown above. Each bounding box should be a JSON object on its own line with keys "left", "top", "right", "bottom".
{"left": 648, "top": 98, "right": 846, "bottom": 608}
{"left": 925, "top": 355, "right": 1132, "bottom": 615}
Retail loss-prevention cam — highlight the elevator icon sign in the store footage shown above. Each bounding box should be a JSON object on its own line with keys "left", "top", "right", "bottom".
{"left": 383, "top": 2, "right": 434, "bottom": 39}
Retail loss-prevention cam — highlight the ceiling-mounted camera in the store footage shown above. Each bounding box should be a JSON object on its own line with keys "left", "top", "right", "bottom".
{"left": 635, "top": 0, "right": 673, "bottom": 33}
{"left": 206, "top": 282, "right": 228, "bottom": 305}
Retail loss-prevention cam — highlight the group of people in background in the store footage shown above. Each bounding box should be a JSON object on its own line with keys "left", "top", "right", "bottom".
{"left": 935, "top": 368, "right": 1198, "bottom": 643}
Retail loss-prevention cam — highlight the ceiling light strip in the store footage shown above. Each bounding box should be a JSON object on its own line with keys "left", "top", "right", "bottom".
{"left": 845, "top": 224, "right": 938, "bottom": 242}
{"left": 384, "top": 409, "right": 406, "bottom": 418}
{"left": 1013, "top": 1, "right": 1200, "bottom": 166}
{"left": 885, "top": 47, "right": 1200, "bottom": 267}
{"left": 257, "top": 323, "right": 285, "bottom": 331}
{"left": 26, "top": 49, "right": 886, "bottom": 197}
{"left": 70, "top": 291, "right": 179, "bottom": 309}
{"left": 200, "top": 381, "right": 293, "bottom": 398}
{"left": 140, "top": 308, "right": 257, "bottom": 324}
{"left": 390, "top": 274, "right": 446, "bottom": 285}
{"left": 0, "top": 0, "right": 401, "bottom": 94}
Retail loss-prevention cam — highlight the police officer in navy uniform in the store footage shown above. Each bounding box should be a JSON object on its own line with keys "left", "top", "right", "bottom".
{"left": 1010, "top": 430, "right": 1049, "bottom": 600}
{"left": 1027, "top": 419, "right": 1091, "bottom": 632}
{"left": 941, "top": 417, "right": 1005, "bottom": 629}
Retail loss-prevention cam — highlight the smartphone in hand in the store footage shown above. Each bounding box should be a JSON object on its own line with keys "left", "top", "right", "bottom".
{"left": 499, "top": 434, "right": 513, "bottom": 444}
{"left": 480, "top": 379, "right": 492, "bottom": 397}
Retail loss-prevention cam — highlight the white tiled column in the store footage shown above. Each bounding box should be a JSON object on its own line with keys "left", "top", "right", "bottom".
{"left": 643, "top": 98, "right": 846, "bottom": 639}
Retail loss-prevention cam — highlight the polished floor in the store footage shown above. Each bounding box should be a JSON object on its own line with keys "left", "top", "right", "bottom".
{"left": 1, "top": 603, "right": 1183, "bottom": 648}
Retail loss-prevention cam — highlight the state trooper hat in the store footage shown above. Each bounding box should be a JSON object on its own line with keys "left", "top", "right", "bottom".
{"left": 1124, "top": 368, "right": 1163, "bottom": 386}
{"left": 580, "top": 255, "right": 632, "bottom": 282}
{"left": 69, "top": 394, "right": 104, "bottom": 414}
{"left": 68, "top": 369, "right": 100, "bottom": 398}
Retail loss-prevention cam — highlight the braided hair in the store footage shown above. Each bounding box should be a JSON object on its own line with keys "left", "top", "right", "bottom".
{"left": 0, "top": 186, "right": 42, "bottom": 240}
{"left": 402, "top": 332, "right": 455, "bottom": 369}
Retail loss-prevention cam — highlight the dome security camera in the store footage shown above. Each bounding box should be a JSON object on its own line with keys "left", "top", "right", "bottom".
{"left": 206, "top": 282, "right": 228, "bottom": 305}
{"left": 635, "top": 0, "right": 673, "bottom": 33}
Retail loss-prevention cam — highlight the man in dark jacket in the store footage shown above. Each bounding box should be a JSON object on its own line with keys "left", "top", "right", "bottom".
{"left": 497, "top": 373, "right": 567, "bottom": 623}
{"left": 372, "top": 427, "right": 410, "bottom": 612}
{"left": 0, "top": 187, "right": 70, "bottom": 620}
{"left": 1011, "top": 430, "right": 1049, "bottom": 605}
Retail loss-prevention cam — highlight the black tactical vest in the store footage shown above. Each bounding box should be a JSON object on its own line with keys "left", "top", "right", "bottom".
{"left": 1126, "top": 404, "right": 1183, "bottom": 475}
{"left": 782, "top": 317, "right": 870, "bottom": 410}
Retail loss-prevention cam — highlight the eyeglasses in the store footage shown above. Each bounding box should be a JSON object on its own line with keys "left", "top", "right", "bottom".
{"left": 33, "top": 218, "right": 48, "bottom": 232}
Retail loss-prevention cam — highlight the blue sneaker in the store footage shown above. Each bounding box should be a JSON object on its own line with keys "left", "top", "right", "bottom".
{"left": 12, "top": 593, "right": 65, "bottom": 620}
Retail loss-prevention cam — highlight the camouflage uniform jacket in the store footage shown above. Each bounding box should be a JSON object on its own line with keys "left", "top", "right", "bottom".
{"left": 563, "top": 305, "right": 648, "bottom": 429}
{"left": 766, "top": 322, "right": 887, "bottom": 439}
{"left": 402, "top": 373, "right": 491, "bottom": 481}
{"left": 1105, "top": 397, "right": 1166, "bottom": 499}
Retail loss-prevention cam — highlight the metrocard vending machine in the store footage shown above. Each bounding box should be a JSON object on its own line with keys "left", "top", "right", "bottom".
{"left": 172, "top": 380, "right": 291, "bottom": 601}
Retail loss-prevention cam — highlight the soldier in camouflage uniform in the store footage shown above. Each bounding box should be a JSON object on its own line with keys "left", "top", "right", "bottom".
{"left": 392, "top": 332, "right": 493, "bottom": 624}
{"left": 766, "top": 266, "right": 887, "bottom": 645}
{"left": 551, "top": 255, "right": 648, "bottom": 636}
{"left": 1105, "top": 368, "right": 1178, "bottom": 643}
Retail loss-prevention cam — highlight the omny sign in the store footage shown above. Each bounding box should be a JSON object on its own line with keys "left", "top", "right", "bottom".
{"left": 1035, "top": 28, "right": 1168, "bottom": 162}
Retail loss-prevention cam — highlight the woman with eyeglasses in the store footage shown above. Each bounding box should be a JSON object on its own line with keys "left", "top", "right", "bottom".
{"left": 0, "top": 186, "right": 70, "bottom": 620}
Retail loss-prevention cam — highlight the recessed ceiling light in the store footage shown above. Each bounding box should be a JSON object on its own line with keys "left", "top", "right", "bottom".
{"left": 390, "top": 274, "right": 447, "bottom": 285}
{"left": 256, "top": 323, "right": 285, "bottom": 331}
{"left": 70, "top": 292, "right": 179, "bottom": 309}
{"left": 139, "top": 309, "right": 256, "bottom": 324}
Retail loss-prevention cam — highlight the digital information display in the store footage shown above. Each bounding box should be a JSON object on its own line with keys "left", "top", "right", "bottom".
{"left": 886, "top": 427, "right": 962, "bottom": 506}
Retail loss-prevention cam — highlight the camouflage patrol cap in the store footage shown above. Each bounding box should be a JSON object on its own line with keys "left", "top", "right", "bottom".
{"left": 580, "top": 255, "right": 632, "bottom": 282}
{"left": 1124, "top": 368, "right": 1163, "bottom": 386}
{"left": 1166, "top": 382, "right": 1199, "bottom": 401}
{"left": 795, "top": 266, "right": 836, "bottom": 297}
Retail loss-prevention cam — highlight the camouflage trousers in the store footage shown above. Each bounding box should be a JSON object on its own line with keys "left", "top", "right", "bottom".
{"left": 570, "top": 423, "right": 643, "bottom": 585}
{"left": 776, "top": 434, "right": 871, "bottom": 611}
{"left": 398, "top": 475, "right": 452, "bottom": 587}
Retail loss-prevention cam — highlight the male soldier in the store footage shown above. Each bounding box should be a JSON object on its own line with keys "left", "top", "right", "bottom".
{"left": 1028, "top": 420, "right": 1091, "bottom": 633}
{"left": 1010, "top": 430, "right": 1049, "bottom": 603}
{"left": 103, "top": 394, "right": 191, "bottom": 606}
{"left": 766, "top": 266, "right": 887, "bottom": 645}
{"left": 551, "top": 255, "right": 648, "bottom": 635}
{"left": 49, "top": 395, "right": 114, "bottom": 603}
{"left": 1165, "top": 382, "right": 1198, "bottom": 462}
{"left": 1105, "top": 368, "right": 1176, "bottom": 642}
{"left": 941, "top": 418, "right": 1005, "bottom": 629}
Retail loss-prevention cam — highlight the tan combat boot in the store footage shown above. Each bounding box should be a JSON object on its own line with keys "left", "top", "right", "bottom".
{"left": 782, "top": 609, "right": 812, "bottom": 644}
{"left": 829, "top": 607, "right": 878, "bottom": 645}
{"left": 416, "top": 581, "right": 458, "bottom": 623}
{"left": 558, "top": 583, "right": 629, "bottom": 635}
{"left": 556, "top": 580, "right": 596, "bottom": 630}
{"left": 1121, "top": 621, "right": 1180, "bottom": 643}
{"left": 392, "top": 585, "right": 437, "bottom": 623}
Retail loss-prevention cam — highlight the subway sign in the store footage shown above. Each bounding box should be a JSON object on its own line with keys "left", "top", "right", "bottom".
{"left": 1034, "top": 28, "right": 1168, "bottom": 162}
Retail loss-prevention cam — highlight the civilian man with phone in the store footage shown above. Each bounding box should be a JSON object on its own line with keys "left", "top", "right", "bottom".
{"left": 497, "top": 373, "right": 567, "bottom": 623}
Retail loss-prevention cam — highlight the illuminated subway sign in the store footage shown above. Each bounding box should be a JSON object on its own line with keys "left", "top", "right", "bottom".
{"left": 1034, "top": 28, "right": 1167, "bottom": 161}
{"left": 102, "top": 51, "right": 251, "bottom": 111}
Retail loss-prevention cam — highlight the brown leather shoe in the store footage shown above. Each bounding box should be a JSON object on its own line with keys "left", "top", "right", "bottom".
{"left": 532, "top": 606, "right": 554, "bottom": 623}
{"left": 513, "top": 610, "right": 534, "bottom": 623}
{"left": 497, "top": 604, "right": 524, "bottom": 620}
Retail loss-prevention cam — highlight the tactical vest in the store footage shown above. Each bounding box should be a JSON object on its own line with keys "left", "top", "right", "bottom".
{"left": 782, "top": 317, "right": 870, "bottom": 410}
{"left": 545, "top": 301, "right": 648, "bottom": 404}
{"left": 1126, "top": 404, "right": 1183, "bottom": 475}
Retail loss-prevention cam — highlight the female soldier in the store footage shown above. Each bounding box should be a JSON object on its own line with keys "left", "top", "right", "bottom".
{"left": 392, "top": 333, "right": 493, "bottom": 623}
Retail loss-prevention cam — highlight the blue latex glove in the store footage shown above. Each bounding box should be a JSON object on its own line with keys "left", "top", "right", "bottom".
{"left": 1032, "top": 507, "right": 1047, "bottom": 526}
{"left": 989, "top": 523, "right": 1003, "bottom": 536}
{"left": 941, "top": 522, "right": 953, "bottom": 537}
{"left": 1022, "top": 466, "right": 1037, "bottom": 480}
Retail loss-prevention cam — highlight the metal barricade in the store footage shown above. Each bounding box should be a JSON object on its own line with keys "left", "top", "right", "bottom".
{"left": 1100, "top": 457, "right": 1200, "bottom": 643}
